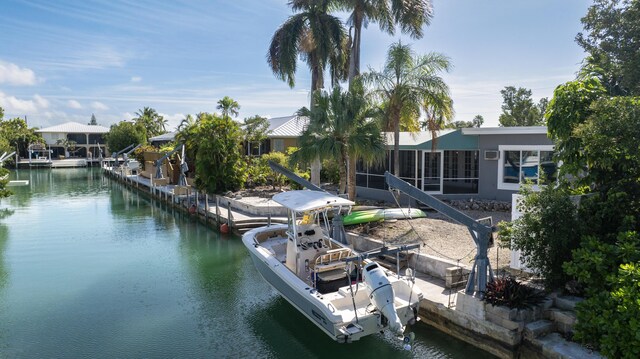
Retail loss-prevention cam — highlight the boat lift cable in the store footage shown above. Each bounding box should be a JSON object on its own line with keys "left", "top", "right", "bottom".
{"left": 384, "top": 171, "right": 496, "bottom": 295}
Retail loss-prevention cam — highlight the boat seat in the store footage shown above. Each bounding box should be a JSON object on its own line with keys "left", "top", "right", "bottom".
{"left": 314, "top": 261, "right": 345, "bottom": 273}
{"left": 316, "top": 248, "right": 352, "bottom": 265}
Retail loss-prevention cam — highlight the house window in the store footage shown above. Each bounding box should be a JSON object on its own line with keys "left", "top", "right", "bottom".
{"left": 442, "top": 150, "right": 479, "bottom": 194}
{"left": 273, "top": 139, "right": 285, "bottom": 152}
{"left": 498, "top": 146, "right": 556, "bottom": 190}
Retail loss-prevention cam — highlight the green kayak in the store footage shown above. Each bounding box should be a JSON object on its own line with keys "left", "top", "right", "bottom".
{"left": 343, "top": 208, "right": 427, "bottom": 226}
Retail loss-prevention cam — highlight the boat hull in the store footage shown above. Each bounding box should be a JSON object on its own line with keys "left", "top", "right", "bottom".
{"left": 243, "top": 226, "right": 383, "bottom": 342}
{"left": 243, "top": 225, "right": 421, "bottom": 343}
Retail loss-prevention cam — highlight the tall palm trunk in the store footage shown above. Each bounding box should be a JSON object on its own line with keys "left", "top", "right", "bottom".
{"left": 393, "top": 122, "right": 400, "bottom": 176}
{"left": 348, "top": 12, "right": 363, "bottom": 87}
{"left": 389, "top": 100, "right": 402, "bottom": 176}
{"left": 339, "top": 151, "right": 348, "bottom": 195}
{"left": 347, "top": 154, "right": 357, "bottom": 200}
{"left": 310, "top": 55, "right": 324, "bottom": 186}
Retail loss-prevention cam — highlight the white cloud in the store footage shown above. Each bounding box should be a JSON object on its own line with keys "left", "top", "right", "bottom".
{"left": 0, "top": 91, "right": 49, "bottom": 114}
{"left": 34, "top": 94, "right": 49, "bottom": 108}
{"left": 159, "top": 112, "right": 185, "bottom": 131}
{"left": 91, "top": 101, "right": 109, "bottom": 111}
{"left": 131, "top": 76, "right": 142, "bottom": 82}
{"left": 0, "top": 60, "right": 37, "bottom": 85}
{"left": 67, "top": 100, "right": 82, "bottom": 109}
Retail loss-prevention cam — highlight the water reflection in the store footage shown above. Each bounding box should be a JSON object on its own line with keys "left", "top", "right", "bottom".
{"left": 0, "top": 224, "right": 8, "bottom": 290}
{"left": 0, "top": 167, "right": 495, "bottom": 358}
{"left": 246, "top": 296, "right": 411, "bottom": 359}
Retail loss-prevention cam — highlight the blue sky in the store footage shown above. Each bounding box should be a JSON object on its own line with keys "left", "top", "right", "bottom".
{"left": 0, "top": 0, "right": 591, "bottom": 130}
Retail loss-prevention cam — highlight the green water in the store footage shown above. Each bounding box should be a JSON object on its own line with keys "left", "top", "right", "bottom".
{"left": 0, "top": 168, "right": 495, "bottom": 358}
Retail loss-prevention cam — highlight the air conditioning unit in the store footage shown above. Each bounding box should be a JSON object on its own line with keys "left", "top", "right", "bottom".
{"left": 484, "top": 150, "right": 499, "bottom": 160}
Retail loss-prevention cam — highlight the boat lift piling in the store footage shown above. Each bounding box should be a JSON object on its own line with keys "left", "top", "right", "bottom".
{"left": 383, "top": 172, "right": 496, "bottom": 295}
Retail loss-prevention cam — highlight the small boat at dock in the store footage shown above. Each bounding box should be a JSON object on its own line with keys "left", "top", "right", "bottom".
{"left": 242, "top": 190, "right": 422, "bottom": 343}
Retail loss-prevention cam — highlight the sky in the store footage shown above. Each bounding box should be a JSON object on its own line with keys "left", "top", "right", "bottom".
{"left": 0, "top": 0, "right": 592, "bottom": 130}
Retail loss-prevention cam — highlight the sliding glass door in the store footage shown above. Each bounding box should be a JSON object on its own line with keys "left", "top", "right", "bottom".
{"left": 422, "top": 151, "right": 442, "bottom": 193}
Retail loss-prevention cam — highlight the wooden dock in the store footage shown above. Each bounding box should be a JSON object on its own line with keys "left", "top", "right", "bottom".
{"left": 102, "top": 166, "right": 287, "bottom": 235}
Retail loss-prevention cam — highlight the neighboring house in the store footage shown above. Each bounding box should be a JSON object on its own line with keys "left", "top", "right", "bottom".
{"left": 149, "top": 132, "right": 177, "bottom": 147}
{"left": 356, "top": 126, "right": 555, "bottom": 202}
{"left": 36, "top": 122, "right": 109, "bottom": 159}
{"left": 262, "top": 115, "right": 309, "bottom": 154}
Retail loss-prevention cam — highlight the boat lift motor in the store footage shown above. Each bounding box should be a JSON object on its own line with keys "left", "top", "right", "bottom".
{"left": 362, "top": 262, "right": 404, "bottom": 336}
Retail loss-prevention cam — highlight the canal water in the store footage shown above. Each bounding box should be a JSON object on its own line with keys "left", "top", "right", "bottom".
{"left": 0, "top": 168, "right": 495, "bottom": 358}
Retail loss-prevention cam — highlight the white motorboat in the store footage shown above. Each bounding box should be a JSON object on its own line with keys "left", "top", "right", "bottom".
{"left": 242, "top": 190, "right": 422, "bottom": 343}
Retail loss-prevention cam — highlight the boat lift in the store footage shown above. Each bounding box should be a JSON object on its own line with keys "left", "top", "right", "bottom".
{"left": 154, "top": 143, "right": 185, "bottom": 182}
{"left": 121, "top": 144, "right": 141, "bottom": 166}
{"left": 0, "top": 151, "right": 16, "bottom": 167}
{"left": 384, "top": 172, "right": 496, "bottom": 294}
{"left": 113, "top": 144, "right": 137, "bottom": 168}
{"left": 268, "top": 161, "right": 420, "bottom": 260}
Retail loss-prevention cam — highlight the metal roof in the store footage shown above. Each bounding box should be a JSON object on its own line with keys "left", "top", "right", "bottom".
{"left": 273, "top": 190, "right": 354, "bottom": 212}
{"left": 267, "top": 115, "right": 309, "bottom": 138}
{"left": 36, "top": 122, "right": 109, "bottom": 134}
{"left": 461, "top": 126, "right": 548, "bottom": 135}
{"left": 385, "top": 130, "right": 456, "bottom": 149}
{"left": 149, "top": 132, "right": 177, "bottom": 142}
{"left": 415, "top": 130, "right": 478, "bottom": 150}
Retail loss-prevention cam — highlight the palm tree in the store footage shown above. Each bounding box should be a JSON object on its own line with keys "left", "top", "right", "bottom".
{"left": 422, "top": 93, "right": 454, "bottom": 151}
{"left": 268, "top": 0, "right": 347, "bottom": 105}
{"left": 268, "top": 0, "right": 348, "bottom": 186}
{"left": 292, "top": 81, "right": 385, "bottom": 199}
{"left": 216, "top": 96, "right": 240, "bottom": 118}
{"left": 365, "top": 41, "right": 452, "bottom": 176}
{"left": 333, "top": 0, "right": 434, "bottom": 86}
{"left": 133, "top": 107, "right": 167, "bottom": 138}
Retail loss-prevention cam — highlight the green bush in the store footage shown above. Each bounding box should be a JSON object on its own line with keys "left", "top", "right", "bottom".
{"left": 262, "top": 152, "right": 288, "bottom": 189}
{"left": 483, "top": 276, "right": 546, "bottom": 309}
{"left": 194, "top": 114, "right": 247, "bottom": 193}
{"left": 321, "top": 158, "right": 340, "bottom": 184}
{"left": 572, "top": 261, "right": 640, "bottom": 359}
{"left": 0, "top": 167, "right": 12, "bottom": 198}
{"left": 131, "top": 144, "right": 157, "bottom": 170}
{"left": 498, "top": 185, "right": 581, "bottom": 289}
{"left": 245, "top": 156, "right": 269, "bottom": 187}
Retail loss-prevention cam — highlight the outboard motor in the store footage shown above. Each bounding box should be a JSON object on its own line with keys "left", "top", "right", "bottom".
{"left": 362, "top": 262, "right": 404, "bottom": 336}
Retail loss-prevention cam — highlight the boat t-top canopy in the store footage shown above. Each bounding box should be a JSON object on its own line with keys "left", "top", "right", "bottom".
{"left": 273, "top": 190, "right": 354, "bottom": 213}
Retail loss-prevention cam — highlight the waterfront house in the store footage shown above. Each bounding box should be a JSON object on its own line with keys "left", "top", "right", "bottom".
{"left": 149, "top": 132, "right": 177, "bottom": 147}
{"left": 356, "top": 126, "right": 555, "bottom": 201}
{"left": 245, "top": 115, "right": 309, "bottom": 156}
{"left": 36, "top": 122, "right": 110, "bottom": 159}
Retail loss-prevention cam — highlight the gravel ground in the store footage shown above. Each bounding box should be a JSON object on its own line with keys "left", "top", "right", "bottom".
{"left": 349, "top": 209, "right": 512, "bottom": 274}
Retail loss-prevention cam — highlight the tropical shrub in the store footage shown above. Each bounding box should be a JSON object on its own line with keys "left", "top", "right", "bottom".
{"left": 483, "top": 276, "right": 546, "bottom": 309}
{"left": 321, "top": 158, "right": 340, "bottom": 184}
{"left": 261, "top": 152, "right": 288, "bottom": 189}
{"left": 193, "top": 113, "right": 246, "bottom": 193}
{"left": 571, "top": 261, "right": 640, "bottom": 359}
{"left": 245, "top": 156, "right": 269, "bottom": 188}
{"left": 105, "top": 121, "right": 147, "bottom": 154}
{"left": 0, "top": 168, "right": 11, "bottom": 198}
{"left": 131, "top": 144, "right": 157, "bottom": 170}
{"left": 545, "top": 77, "right": 640, "bottom": 354}
{"left": 498, "top": 185, "right": 581, "bottom": 289}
